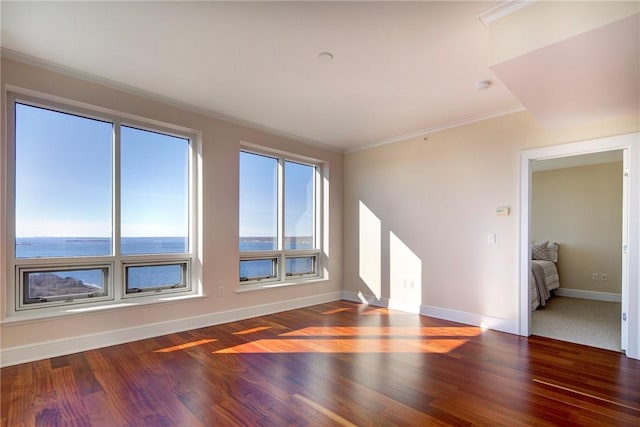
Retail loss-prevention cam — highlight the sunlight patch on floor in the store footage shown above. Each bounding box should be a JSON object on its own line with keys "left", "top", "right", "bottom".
{"left": 321, "top": 307, "right": 352, "bottom": 315}
{"left": 233, "top": 326, "right": 272, "bottom": 335}
{"left": 281, "top": 326, "right": 481, "bottom": 337}
{"left": 360, "top": 307, "right": 391, "bottom": 315}
{"left": 214, "top": 338, "right": 468, "bottom": 354}
{"left": 154, "top": 338, "right": 217, "bottom": 353}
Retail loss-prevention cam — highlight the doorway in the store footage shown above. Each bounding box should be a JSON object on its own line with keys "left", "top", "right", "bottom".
{"left": 530, "top": 151, "right": 623, "bottom": 351}
{"left": 519, "top": 133, "right": 639, "bottom": 359}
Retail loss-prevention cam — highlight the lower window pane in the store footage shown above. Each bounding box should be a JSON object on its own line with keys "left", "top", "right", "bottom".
{"left": 240, "top": 259, "right": 277, "bottom": 282}
{"left": 24, "top": 268, "right": 106, "bottom": 304}
{"left": 126, "top": 264, "right": 184, "bottom": 292}
{"left": 286, "top": 256, "right": 316, "bottom": 276}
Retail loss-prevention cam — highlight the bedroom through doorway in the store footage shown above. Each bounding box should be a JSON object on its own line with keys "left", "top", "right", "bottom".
{"left": 529, "top": 151, "right": 624, "bottom": 352}
{"left": 519, "top": 133, "right": 639, "bottom": 359}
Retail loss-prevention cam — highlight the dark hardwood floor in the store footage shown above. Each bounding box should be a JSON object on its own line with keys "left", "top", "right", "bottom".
{"left": 2, "top": 300, "right": 639, "bottom": 426}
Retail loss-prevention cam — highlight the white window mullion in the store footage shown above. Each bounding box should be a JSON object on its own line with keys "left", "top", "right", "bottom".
{"left": 278, "top": 158, "right": 285, "bottom": 251}
{"left": 189, "top": 133, "right": 199, "bottom": 293}
{"left": 189, "top": 135, "right": 197, "bottom": 256}
{"left": 314, "top": 165, "right": 320, "bottom": 251}
{"left": 113, "top": 121, "right": 122, "bottom": 259}
{"left": 112, "top": 121, "right": 122, "bottom": 300}
{"left": 312, "top": 164, "right": 322, "bottom": 276}
{"left": 278, "top": 158, "right": 285, "bottom": 280}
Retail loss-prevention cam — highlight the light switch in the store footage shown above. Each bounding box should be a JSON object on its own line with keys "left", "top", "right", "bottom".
{"left": 488, "top": 233, "right": 496, "bottom": 244}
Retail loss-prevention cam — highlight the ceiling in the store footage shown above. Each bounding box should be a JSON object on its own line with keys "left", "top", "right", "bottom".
{"left": 491, "top": 11, "right": 639, "bottom": 130}
{"left": 1, "top": 1, "right": 522, "bottom": 151}
{"left": 1, "top": 2, "right": 637, "bottom": 152}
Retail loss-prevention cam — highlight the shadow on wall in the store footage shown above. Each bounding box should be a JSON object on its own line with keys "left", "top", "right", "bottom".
{"left": 357, "top": 201, "right": 423, "bottom": 312}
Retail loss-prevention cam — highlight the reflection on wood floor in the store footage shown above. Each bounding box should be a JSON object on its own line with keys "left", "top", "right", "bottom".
{"left": 2, "top": 300, "right": 639, "bottom": 426}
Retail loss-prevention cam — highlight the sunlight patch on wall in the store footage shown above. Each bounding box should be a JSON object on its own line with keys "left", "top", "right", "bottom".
{"left": 359, "top": 201, "right": 381, "bottom": 298}
{"left": 389, "top": 231, "right": 422, "bottom": 307}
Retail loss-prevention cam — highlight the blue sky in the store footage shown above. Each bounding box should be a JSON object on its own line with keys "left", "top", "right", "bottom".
{"left": 120, "top": 126, "right": 188, "bottom": 237}
{"left": 284, "top": 160, "right": 315, "bottom": 240}
{"left": 239, "top": 152, "right": 314, "bottom": 238}
{"left": 15, "top": 103, "right": 313, "bottom": 240}
{"left": 15, "top": 103, "right": 188, "bottom": 238}
{"left": 239, "top": 152, "right": 277, "bottom": 238}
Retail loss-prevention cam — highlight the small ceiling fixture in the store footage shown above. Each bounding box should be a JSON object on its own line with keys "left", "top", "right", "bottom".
{"left": 318, "top": 51, "right": 334, "bottom": 62}
{"left": 476, "top": 80, "right": 492, "bottom": 91}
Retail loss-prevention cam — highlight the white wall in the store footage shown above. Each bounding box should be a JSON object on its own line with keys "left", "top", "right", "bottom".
{"left": 0, "top": 58, "right": 343, "bottom": 365}
{"left": 343, "top": 111, "right": 639, "bottom": 334}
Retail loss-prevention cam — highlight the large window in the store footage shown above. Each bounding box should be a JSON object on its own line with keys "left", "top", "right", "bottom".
{"left": 9, "top": 95, "right": 196, "bottom": 313}
{"left": 239, "top": 150, "right": 321, "bottom": 285}
{"left": 15, "top": 104, "right": 113, "bottom": 257}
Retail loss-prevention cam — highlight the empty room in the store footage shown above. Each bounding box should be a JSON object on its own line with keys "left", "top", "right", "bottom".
{"left": 1, "top": 1, "right": 639, "bottom": 425}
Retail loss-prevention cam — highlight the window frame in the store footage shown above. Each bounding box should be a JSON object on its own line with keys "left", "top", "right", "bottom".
{"left": 239, "top": 255, "right": 279, "bottom": 283}
{"left": 5, "top": 91, "right": 200, "bottom": 317}
{"left": 123, "top": 259, "right": 190, "bottom": 296}
{"left": 239, "top": 148, "right": 323, "bottom": 288}
{"left": 284, "top": 252, "right": 319, "bottom": 278}
{"left": 17, "top": 262, "right": 113, "bottom": 309}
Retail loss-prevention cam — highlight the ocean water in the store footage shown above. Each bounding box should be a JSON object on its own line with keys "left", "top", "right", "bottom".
{"left": 16, "top": 237, "right": 187, "bottom": 258}
{"left": 17, "top": 237, "right": 187, "bottom": 290}
{"left": 16, "top": 236, "right": 315, "bottom": 290}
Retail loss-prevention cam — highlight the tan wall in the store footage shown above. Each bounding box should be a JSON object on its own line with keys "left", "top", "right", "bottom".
{"left": 344, "top": 112, "right": 638, "bottom": 323}
{"left": 532, "top": 162, "right": 623, "bottom": 294}
{"left": 0, "top": 58, "right": 343, "bottom": 350}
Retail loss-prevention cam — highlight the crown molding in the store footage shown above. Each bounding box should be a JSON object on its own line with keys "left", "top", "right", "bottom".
{"left": 2, "top": 48, "right": 525, "bottom": 155}
{"left": 346, "top": 105, "right": 526, "bottom": 154}
{"left": 478, "top": 0, "right": 538, "bottom": 28}
{"left": 0, "top": 48, "right": 343, "bottom": 154}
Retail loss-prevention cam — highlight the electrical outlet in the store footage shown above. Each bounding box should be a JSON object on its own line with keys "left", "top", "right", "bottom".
{"left": 402, "top": 280, "right": 416, "bottom": 289}
{"left": 601, "top": 273, "right": 608, "bottom": 281}
{"left": 592, "top": 273, "right": 599, "bottom": 280}
{"left": 217, "top": 286, "right": 224, "bottom": 297}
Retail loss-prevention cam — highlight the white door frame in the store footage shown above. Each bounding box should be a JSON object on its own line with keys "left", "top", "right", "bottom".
{"left": 519, "top": 132, "right": 640, "bottom": 359}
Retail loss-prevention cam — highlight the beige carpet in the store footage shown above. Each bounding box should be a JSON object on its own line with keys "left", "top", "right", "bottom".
{"left": 532, "top": 296, "right": 621, "bottom": 352}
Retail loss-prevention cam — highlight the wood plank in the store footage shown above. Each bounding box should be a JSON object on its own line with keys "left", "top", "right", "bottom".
{"left": 2, "top": 300, "right": 639, "bottom": 426}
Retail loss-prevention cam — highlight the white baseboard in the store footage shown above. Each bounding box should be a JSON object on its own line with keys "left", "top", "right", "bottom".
{"left": 554, "top": 288, "right": 622, "bottom": 302}
{"left": 341, "top": 291, "right": 422, "bottom": 314}
{"left": 0, "top": 291, "right": 343, "bottom": 368}
{"left": 342, "top": 291, "right": 518, "bottom": 335}
{"left": 420, "top": 305, "right": 518, "bottom": 334}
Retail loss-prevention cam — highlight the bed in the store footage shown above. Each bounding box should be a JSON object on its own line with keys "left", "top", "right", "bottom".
{"left": 530, "top": 241, "right": 560, "bottom": 311}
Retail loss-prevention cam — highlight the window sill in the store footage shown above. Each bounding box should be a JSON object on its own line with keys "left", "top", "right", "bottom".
{"left": 1, "top": 293, "right": 207, "bottom": 326}
{"left": 235, "top": 277, "right": 326, "bottom": 294}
